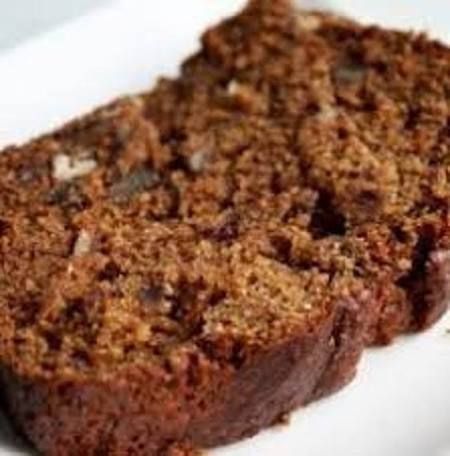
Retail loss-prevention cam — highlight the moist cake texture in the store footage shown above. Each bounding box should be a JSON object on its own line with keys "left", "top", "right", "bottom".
{"left": 0, "top": 0, "right": 449, "bottom": 454}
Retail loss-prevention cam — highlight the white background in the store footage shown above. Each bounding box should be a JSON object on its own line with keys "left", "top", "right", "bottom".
{"left": 0, "top": 0, "right": 108, "bottom": 51}
{"left": 0, "top": 1, "right": 449, "bottom": 455}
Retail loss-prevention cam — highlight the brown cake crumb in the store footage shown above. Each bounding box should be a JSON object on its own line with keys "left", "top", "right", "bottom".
{"left": 0, "top": 0, "right": 449, "bottom": 455}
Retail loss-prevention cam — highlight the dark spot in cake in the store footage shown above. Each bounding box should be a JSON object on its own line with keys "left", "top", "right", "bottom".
{"left": 71, "top": 350, "right": 91, "bottom": 368}
{"left": 161, "top": 128, "right": 187, "bottom": 145}
{"left": 43, "top": 331, "right": 62, "bottom": 351}
{"left": 14, "top": 299, "right": 41, "bottom": 328}
{"left": 63, "top": 298, "right": 87, "bottom": 322}
{"left": 139, "top": 286, "right": 164, "bottom": 304}
{"left": 168, "top": 187, "right": 181, "bottom": 219}
{"left": 46, "top": 184, "right": 70, "bottom": 204}
{"left": 292, "top": 258, "right": 316, "bottom": 273}
{"left": 0, "top": 218, "right": 10, "bottom": 237}
{"left": 310, "top": 192, "right": 347, "bottom": 238}
{"left": 357, "top": 190, "right": 380, "bottom": 208}
{"left": 46, "top": 182, "right": 91, "bottom": 211}
{"left": 402, "top": 227, "right": 435, "bottom": 282}
{"left": 110, "top": 167, "right": 160, "bottom": 202}
{"left": 168, "top": 290, "right": 191, "bottom": 322}
{"left": 352, "top": 258, "right": 367, "bottom": 279}
{"left": 362, "top": 98, "right": 378, "bottom": 112}
{"left": 282, "top": 201, "right": 307, "bottom": 223}
{"left": 337, "top": 127, "right": 350, "bottom": 140}
{"left": 97, "top": 261, "right": 122, "bottom": 282}
{"left": 397, "top": 226, "right": 436, "bottom": 326}
{"left": 123, "top": 344, "right": 136, "bottom": 357}
{"left": 404, "top": 106, "right": 421, "bottom": 130}
{"left": 304, "top": 102, "right": 321, "bottom": 116}
{"left": 209, "top": 289, "right": 227, "bottom": 308}
{"left": 56, "top": 383, "right": 73, "bottom": 398}
{"left": 230, "top": 341, "right": 246, "bottom": 369}
{"left": 168, "top": 279, "right": 204, "bottom": 326}
{"left": 17, "top": 168, "right": 36, "bottom": 183}
{"left": 391, "top": 225, "right": 409, "bottom": 244}
{"left": 168, "top": 153, "right": 190, "bottom": 173}
{"left": 333, "top": 59, "right": 366, "bottom": 84}
{"left": 373, "top": 60, "right": 389, "bottom": 74}
{"left": 181, "top": 352, "right": 202, "bottom": 387}
{"left": 270, "top": 235, "right": 293, "bottom": 265}
{"left": 17, "top": 163, "right": 48, "bottom": 183}
{"left": 270, "top": 171, "right": 283, "bottom": 194}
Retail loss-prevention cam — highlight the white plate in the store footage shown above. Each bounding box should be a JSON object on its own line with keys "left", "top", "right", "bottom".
{"left": 0, "top": 1, "right": 449, "bottom": 455}
{"left": 0, "top": 0, "right": 109, "bottom": 52}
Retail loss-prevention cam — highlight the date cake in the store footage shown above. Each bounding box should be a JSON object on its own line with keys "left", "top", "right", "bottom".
{"left": 0, "top": 0, "right": 449, "bottom": 454}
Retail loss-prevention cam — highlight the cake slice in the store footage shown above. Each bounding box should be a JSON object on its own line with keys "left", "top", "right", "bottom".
{"left": 0, "top": 1, "right": 449, "bottom": 454}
